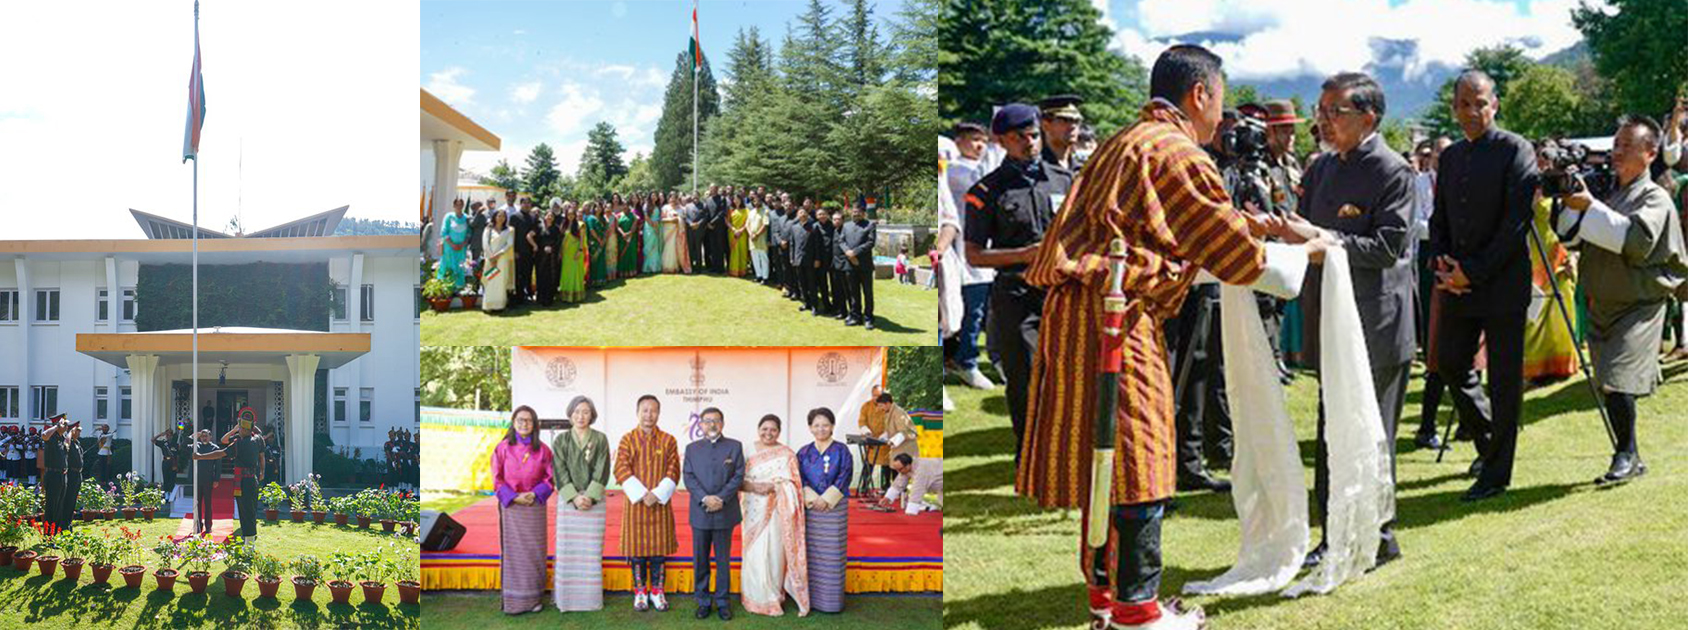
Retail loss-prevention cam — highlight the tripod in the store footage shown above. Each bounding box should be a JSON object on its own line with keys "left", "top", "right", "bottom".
{"left": 1433, "top": 196, "right": 1617, "bottom": 462}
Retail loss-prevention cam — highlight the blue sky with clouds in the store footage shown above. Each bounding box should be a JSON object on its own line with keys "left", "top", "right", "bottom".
{"left": 423, "top": 0, "right": 908, "bottom": 177}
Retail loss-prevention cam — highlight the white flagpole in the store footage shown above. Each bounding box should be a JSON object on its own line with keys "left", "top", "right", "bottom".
{"left": 692, "top": 0, "right": 698, "bottom": 195}
{"left": 190, "top": 0, "right": 200, "bottom": 534}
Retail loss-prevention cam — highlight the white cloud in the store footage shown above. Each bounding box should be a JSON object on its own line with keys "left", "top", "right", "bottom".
{"left": 510, "top": 81, "right": 542, "bottom": 105}
{"left": 544, "top": 82, "right": 606, "bottom": 136}
{"left": 1114, "top": 0, "right": 1582, "bottom": 82}
{"left": 427, "top": 66, "right": 476, "bottom": 106}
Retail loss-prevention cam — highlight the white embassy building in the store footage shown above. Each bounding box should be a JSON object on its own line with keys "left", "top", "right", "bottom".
{"left": 0, "top": 208, "right": 420, "bottom": 484}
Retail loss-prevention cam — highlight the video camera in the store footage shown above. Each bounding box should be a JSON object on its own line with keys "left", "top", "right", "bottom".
{"left": 1538, "top": 138, "right": 1616, "bottom": 199}
{"left": 1221, "top": 116, "right": 1271, "bottom": 164}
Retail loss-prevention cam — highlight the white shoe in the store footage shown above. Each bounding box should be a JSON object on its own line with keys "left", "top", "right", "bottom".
{"left": 960, "top": 367, "right": 996, "bottom": 390}
{"left": 650, "top": 590, "right": 668, "bottom": 611}
{"left": 634, "top": 590, "right": 649, "bottom": 611}
{"left": 1110, "top": 601, "right": 1205, "bottom": 630}
{"left": 943, "top": 389, "right": 955, "bottom": 411}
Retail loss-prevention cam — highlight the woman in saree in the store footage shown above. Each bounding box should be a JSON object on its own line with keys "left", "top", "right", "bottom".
{"left": 437, "top": 200, "right": 470, "bottom": 291}
{"left": 746, "top": 196, "right": 769, "bottom": 283}
{"left": 728, "top": 197, "right": 750, "bottom": 278}
{"left": 551, "top": 395, "right": 611, "bottom": 612}
{"left": 660, "top": 193, "right": 682, "bottom": 273}
{"left": 1523, "top": 185, "right": 1580, "bottom": 383}
{"left": 616, "top": 197, "right": 639, "bottom": 278}
{"left": 796, "top": 407, "right": 851, "bottom": 613}
{"left": 585, "top": 202, "right": 609, "bottom": 287}
{"left": 492, "top": 405, "right": 553, "bottom": 615}
{"left": 604, "top": 197, "right": 622, "bottom": 281}
{"left": 559, "top": 203, "right": 589, "bottom": 303}
{"left": 739, "top": 414, "right": 810, "bottom": 617}
{"left": 480, "top": 208, "right": 513, "bottom": 312}
{"left": 642, "top": 194, "right": 665, "bottom": 275}
{"left": 533, "top": 203, "right": 562, "bottom": 306}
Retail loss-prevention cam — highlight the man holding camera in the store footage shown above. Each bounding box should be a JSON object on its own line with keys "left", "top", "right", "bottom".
{"left": 1427, "top": 70, "right": 1539, "bottom": 502}
{"left": 1288, "top": 72, "right": 1416, "bottom": 569}
{"left": 1551, "top": 114, "right": 1688, "bottom": 484}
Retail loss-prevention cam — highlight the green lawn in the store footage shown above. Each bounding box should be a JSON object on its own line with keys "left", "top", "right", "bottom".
{"left": 944, "top": 354, "right": 1688, "bottom": 630}
{"left": 422, "top": 592, "right": 940, "bottom": 629}
{"left": 421, "top": 274, "right": 936, "bottom": 346}
{"left": 0, "top": 519, "right": 419, "bottom": 630}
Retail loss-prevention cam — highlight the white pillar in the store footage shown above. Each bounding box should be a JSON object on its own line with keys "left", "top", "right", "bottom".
{"left": 14, "top": 260, "right": 29, "bottom": 424}
{"left": 429, "top": 138, "right": 461, "bottom": 254}
{"left": 346, "top": 254, "right": 364, "bottom": 448}
{"left": 284, "top": 354, "right": 320, "bottom": 485}
{"left": 104, "top": 257, "right": 120, "bottom": 435}
{"left": 125, "top": 354, "right": 159, "bottom": 479}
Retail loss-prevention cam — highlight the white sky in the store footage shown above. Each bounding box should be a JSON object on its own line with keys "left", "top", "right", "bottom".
{"left": 0, "top": 0, "right": 419, "bottom": 240}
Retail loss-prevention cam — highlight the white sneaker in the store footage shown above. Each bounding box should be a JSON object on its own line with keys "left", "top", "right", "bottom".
{"left": 960, "top": 367, "right": 996, "bottom": 390}
{"left": 634, "top": 590, "right": 650, "bottom": 611}
{"left": 650, "top": 590, "right": 668, "bottom": 611}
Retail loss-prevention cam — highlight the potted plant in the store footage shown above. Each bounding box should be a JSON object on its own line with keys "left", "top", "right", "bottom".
{"left": 292, "top": 554, "right": 324, "bottom": 600}
{"left": 378, "top": 492, "right": 400, "bottom": 532}
{"left": 79, "top": 480, "right": 108, "bottom": 522}
{"left": 307, "top": 474, "right": 328, "bottom": 524}
{"left": 31, "top": 526, "right": 60, "bottom": 577}
{"left": 0, "top": 516, "right": 25, "bottom": 567}
{"left": 325, "top": 551, "right": 357, "bottom": 604}
{"left": 356, "top": 547, "right": 388, "bottom": 604}
{"left": 180, "top": 535, "right": 221, "bottom": 594}
{"left": 118, "top": 473, "right": 140, "bottom": 519}
{"left": 259, "top": 482, "right": 288, "bottom": 523}
{"left": 287, "top": 480, "right": 308, "bottom": 522}
{"left": 117, "top": 526, "right": 147, "bottom": 588}
{"left": 393, "top": 543, "right": 420, "bottom": 604}
{"left": 254, "top": 552, "right": 285, "bottom": 599}
{"left": 328, "top": 495, "right": 353, "bottom": 526}
{"left": 136, "top": 487, "right": 164, "bottom": 521}
{"left": 221, "top": 539, "right": 252, "bottom": 598}
{"left": 356, "top": 489, "right": 381, "bottom": 528}
{"left": 151, "top": 537, "right": 179, "bottom": 591}
{"left": 85, "top": 529, "right": 119, "bottom": 585}
{"left": 423, "top": 277, "right": 454, "bottom": 312}
{"left": 460, "top": 268, "right": 483, "bottom": 310}
{"left": 56, "top": 529, "right": 87, "bottom": 580}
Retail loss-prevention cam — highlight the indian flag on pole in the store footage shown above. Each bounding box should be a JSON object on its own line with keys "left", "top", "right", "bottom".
{"left": 690, "top": 1, "right": 702, "bottom": 71}
{"left": 182, "top": 0, "right": 206, "bottom": 163}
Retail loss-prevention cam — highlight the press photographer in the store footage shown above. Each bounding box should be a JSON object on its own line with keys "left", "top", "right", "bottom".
{"left": 1550, "top": 114, "right": 1688, "bottom": 484}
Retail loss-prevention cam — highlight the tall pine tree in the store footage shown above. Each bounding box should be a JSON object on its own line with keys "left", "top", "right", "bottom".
{"left": 521, "top": 144, "right": 560, "bottom": 200}
{"left": 577, "top": 121, "right": 628, "bottom": 200}
{"left": 651, "top": 49, "right": 722, "bottom": 191}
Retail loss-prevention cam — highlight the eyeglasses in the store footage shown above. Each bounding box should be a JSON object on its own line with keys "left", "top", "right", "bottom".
{"left": 1314, "top": 104, "right": 1364, "bottom": 120}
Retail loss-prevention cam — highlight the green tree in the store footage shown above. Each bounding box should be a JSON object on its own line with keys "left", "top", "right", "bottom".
{"left": 577, "top": 121, "right": 628, "bottom": 200}
{"left": 886, "top": 346, "right": 941, "bottom": 412}
{"left": 421, "top": 346, "right": 510, "bottom": 412}
{"left": 480, "top": 158, "right": 522, "bottom": 193}
{"left": 521, "top": 144, "right": 560, "bottom": 200}
{"left": 652, "top": 49, "right": 722, "bottom": 191}
{"left": 1421, "top": 44, "right": 1534, "bottom": 139}
{"left": 1504, "top": 64, "right": 1586, "bottom": 140}
{"left": 1573, "top": 0, "right": 1688, "bottom": 119}
{"left": 618, "top": 152, "right": 658, "bottom": 195}
{"left": 939, "top": 0, "right": 1149, "bottom": 137}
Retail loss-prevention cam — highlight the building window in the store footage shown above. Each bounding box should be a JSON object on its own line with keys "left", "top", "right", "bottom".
{"left": 34, "top": 289, "right": 59, "bottom": 322}
{"left": 414, "top": 387, "right": 422, "bottom": 425}
{"left": 0, "top": 387, "right": 17, "bottom": 420}
{"left": 122, "top": 288, "right": 137, "bottom": 322}
{"left": 333, "top": 387, "right": 347, "bottom": 424}
{"left": 95, "top": 386, "right": 109, "bottom": 420}
{"left": 360, "top": 387, "right": 373, "bottom": 422}
{"left": 120, "top": 387, "right": 132, "bottom": 422}
{"left": 360, "top": 285, "right": 375, "bottom": 322}
{"left": 331, "top": 285, "right": 348, "bottom": 321}
{"left": 414, "top": 286, "right": 423, "bottom": 319}
{"left": 0, "top": 290, "right": 17, "bottom": 322}
{"left": 30, "top": 385, "right": 58, "bottom": 420}
{"left": 96, "top": 289, "right": 110, "bottom": 322}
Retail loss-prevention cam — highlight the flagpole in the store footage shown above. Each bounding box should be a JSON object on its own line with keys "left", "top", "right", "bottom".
{"left": 692, "top": 0, "right": 698, "bottom": 195}
{"left": 190, "top": 0, "right": 200, "bottom": 534}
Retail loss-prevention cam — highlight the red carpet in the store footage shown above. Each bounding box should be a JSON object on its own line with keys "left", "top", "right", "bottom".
{"left": 188, "top": 475, "right": 239, "bottom": 521}
{"left": 422, "top": 490, "right": 942, "bottom": 593}
{"left": 170, "top": 518, "right": 235, "bottom": 543}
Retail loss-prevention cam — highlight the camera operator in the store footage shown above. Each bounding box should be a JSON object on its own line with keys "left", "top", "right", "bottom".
{"left": 1550, "top": 114, "right": 1688, "bottom": 484}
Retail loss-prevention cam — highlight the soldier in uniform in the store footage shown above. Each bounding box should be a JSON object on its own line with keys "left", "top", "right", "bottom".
{"left": 61, "top": 422, "right": 84, "bottom": 531}
{"left": 964, "top": 103, "right": 1073, "bottom": 466}
{"left": 208, "top": 414, "right": 266, "bottom": 545}
{"left": 39, "top": 416, "right": 71, "bottom": 532}
{"left": 1038, "top": 94, "right": 1085, "bottom": 177}
{"left": 1552, "top": 114, "right": 1688, "bottom": 484}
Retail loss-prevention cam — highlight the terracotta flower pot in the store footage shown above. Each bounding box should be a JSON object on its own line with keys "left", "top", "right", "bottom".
{"left": 61, "top": 557, "right": 84, "bottom": 580}
{"left": 223, "top": 571, "right": 248, "bottom": 598}
{"left": 0, "top": 546, "right": 15, "bottom": 566}
{"left": 334, "top": 513, "right": 348, "bottom": 526}
{"left": 357, "top": 516, "right": 371, "bottom": 528}
{"left": 360, "top": 580, "right": 386, "bottom": 604}
{"left": 291, "top": 510, "right": 305, "bottom": 523}
{"left": 102, "top": 508, "right": 116, "bottom": 520}
{"left": 265, "top": 509, "right": 278, "bottom": 522}
{"left": 327, "top": 580, "right": 354, "bottom": 604}
{"left": 380, "top": 519, "right": 395, "bottom": 532}
{"left": 154, "top": 568, "right": 178, "bottom": 591}
{"left": 35, "top": 555, "right": 60, "bottom": 577}
{"left": 292, "top": 577, "right": 317, "bottom": 600}
{"left": 187, "top": 571, "right": 211, "bottom": 594}
{"left": 397, "top": 580, "right": 421, "bottom": 604}
{"left": 121, "top": 508, "right": 136, "bottom": 519}
{"left": 120, "top": 565, "right": 146, "bottom": 588}
{"left": 460, "top": 294, "right": 480, "bottom": 310}
{"left": 10, "top": 550, "right": 35, "bottom": 572}
{"left": 142, "top": 507, "right": 156, "bottom": 521}
{"left": 80, "top": 510, "right": 95, "bottom": 522}
{"left": 428, "top": 297, "right": 451, "bottom": 312}
{"left": 91, "top": 562, "right": 115, "bottom": 584}
{"left": 312, "top": 511, "right": 326, "bottom": 524}
{"left": 257, "top": 576, "right": 281, "bottom": 598}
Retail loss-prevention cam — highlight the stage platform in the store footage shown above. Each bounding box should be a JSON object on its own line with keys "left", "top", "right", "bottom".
{"left": 422, "top": 490, "right": 941, "bottom": 594}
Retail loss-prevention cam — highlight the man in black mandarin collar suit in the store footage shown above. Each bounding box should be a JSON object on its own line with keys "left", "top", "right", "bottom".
{"left": 840, "top": 205, "right": 878, "bottom": 327}
{"left": 683, "top": 407, "right": 744, "bottom": 619}
{"left": 1291, "top": 71, "right": 1415, "bottom": 570}
{"left": 1425, "top": 70, "right": 1540, "bottom": 503}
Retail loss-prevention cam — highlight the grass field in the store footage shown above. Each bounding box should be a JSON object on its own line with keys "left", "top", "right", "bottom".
{"left": 422, "top": 591, "right": 940, "bottom": 629}
{"left": 0, "top": 519, "right": 419, "bottom": 630}
{"left": 420, "top": 274, "right": 936, "bottom": 346}
{"left": 943, "top": 353, "right": 1688, "bottom": 630}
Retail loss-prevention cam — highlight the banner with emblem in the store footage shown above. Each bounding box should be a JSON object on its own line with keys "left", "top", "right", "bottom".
{"left": 510, "top": 347, "right": 885, "bottom": 475}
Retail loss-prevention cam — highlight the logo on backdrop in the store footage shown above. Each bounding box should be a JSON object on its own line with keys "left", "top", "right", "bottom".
{"left": 545, "top": 356, "right": 578, "bottom": 389}
{"left": 689, "top": 353, "right": 707, "bottom": 387}
{"left": 687, "top": 411, "right": 704, "bottom": 442}
{"left": 816, "top": 352, "right": 850, "bottom": 385}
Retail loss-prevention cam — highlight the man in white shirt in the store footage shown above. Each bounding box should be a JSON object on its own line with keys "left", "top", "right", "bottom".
{"left": 939, "top": 122, "right": 997, "bottom": 390}
{"left": 880, "top": 454, "right": 942, "bottom": 515}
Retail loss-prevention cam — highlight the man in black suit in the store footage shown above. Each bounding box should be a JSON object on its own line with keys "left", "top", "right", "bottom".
{"left": 839, "top": 204, "right": 878, "bottom": 327}
{"left": 509, "top": 197, "right": 536, "bottom": 304}
{"left": 682, "top": 407, "right": 744, "bottom": 620}
{"left": 769, "top": 198, "right": 789, "bottom": 292}
{"left": 705, "top": 185, "right": 728, "bottom": 273}
{"left": 1290, "top": 71, "right": 1416, "bottom": 569}
{"left": 790, "top": 204, "right": 818, "bottom": 312}
{"left": 1426, "top": 70, "right": 1539, "bottom": 503}
{"left": 813, "top": 208, "right": 836, "bottom": 317}
{"left": 829, "top": 210, "right": 852, "bottom": 322}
